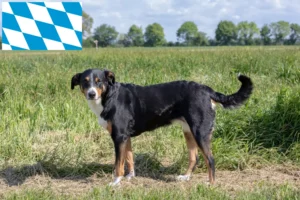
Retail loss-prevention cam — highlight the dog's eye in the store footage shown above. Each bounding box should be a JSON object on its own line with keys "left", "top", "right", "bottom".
{"left": 83, "top": 79, "right": 89, "bottom": 86}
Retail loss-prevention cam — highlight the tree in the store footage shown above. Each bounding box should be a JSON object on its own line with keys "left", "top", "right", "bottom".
{"left": 127, "top": 25, "right": 144, "bottom": 46}
{"left": 288, "top": 23, "right": 300, "bottom": 45}
{"left": 177, "top": 21, "right": 198, "bottom": 46}
{"left": 175, "top": 41, "right": 182, "bottom": 46}
{"left": 82, "top": 11, "right": 93, "bottom": 38}
{"left": 193, "top": 32, "right": 209, "bottom": 46}
{"left": 144, "top": 23, "right": 166, "bottom": 47}
{"left": 253, "top": 38, "right": 262, "bottom": 45}
{"left": 208, "top": 38, "right": 217, "bottom": 46}
{"left": 215, "top": 20, "right": 237, "bottom": 45}
{"left": 270, "top": 21, "right": 290, "bottom": 44}
{"left": 82, "top": 37, "right": 94, "bottom": 48}
{"left": 117, "top": 33, "right": 131, "bottom": 47}
{"left": 260, "top": 24, "right": 272, "bottom": 45}
{"left": 237, "top": 21, "right": 259, "bottom": 45}
{"left": 93, "top": 24, "right": 118, "bottom": 47}
{"left": 166, "top": 41, "right": 175, "bottom": 47}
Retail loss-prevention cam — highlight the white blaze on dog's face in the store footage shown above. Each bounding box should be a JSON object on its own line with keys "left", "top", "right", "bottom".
{"left": 81, "top": 76, "right": 105, "bottom": 101}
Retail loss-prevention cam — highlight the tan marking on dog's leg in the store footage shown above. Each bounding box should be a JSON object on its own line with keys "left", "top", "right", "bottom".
{"left": 199, "top": 130, "right": 215, "bottom": 185}
{"left": 109, "top": 141, "right": 127, "bottom": 186}
{"left": 184, "top": 132, "right": 198, "bottom": 175}
{"left": 126, "top": 138, "right": 134, "bottom": 172}
{"left": 199, "top": 149, "right": 214, "bottom": 184}
{"left": 115, "top": 142, "right": 126, "bottom": 177}
{"left": 177, "top": 131, "right": 198, "bottom": 181}
{"left": 125, "top": 138, "right": 135, "bottom": 179}
{"left": 109, "top": 139, "right": 127, "bottom": 186}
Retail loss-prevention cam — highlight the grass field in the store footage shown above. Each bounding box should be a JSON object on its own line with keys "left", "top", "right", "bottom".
{"left": 0, "top": 46, "right": 299, "bottom": 199}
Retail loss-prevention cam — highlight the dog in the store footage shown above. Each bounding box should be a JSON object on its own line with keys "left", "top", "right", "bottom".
{"left": 71, "top": 69, "right": 253, "bottom": 186}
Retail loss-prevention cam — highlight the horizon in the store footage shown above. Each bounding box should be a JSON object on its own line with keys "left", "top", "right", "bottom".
{"left": 1, "top": 0, "right": 300, "bottom": 42}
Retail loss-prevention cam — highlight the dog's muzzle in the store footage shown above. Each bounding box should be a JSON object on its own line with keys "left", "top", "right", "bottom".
{"left": 87, "top": 87, "right": 99, "bottom": 100}
{"left": 88, "top": 90, "right": 96, "bottom": 99}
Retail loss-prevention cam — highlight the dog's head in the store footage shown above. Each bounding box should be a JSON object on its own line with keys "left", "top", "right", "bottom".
{"left": 71, "top": 69, "right": 115, "bottom": 100}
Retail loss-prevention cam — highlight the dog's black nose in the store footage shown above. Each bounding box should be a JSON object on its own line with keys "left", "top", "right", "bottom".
{"left": 88, "top": 91, "right": 96, "bottom": 99}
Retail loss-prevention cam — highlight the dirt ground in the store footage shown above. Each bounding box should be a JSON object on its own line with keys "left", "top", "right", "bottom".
{"left": 0, "top": 165, "right": 299, "bottom": 197}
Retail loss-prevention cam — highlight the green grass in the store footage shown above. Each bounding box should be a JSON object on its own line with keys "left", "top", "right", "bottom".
{"left": 3, "top": 184, "right": 300, "bottom": 200}
{"left": 0, "top": 46, "right": 299, "bottom": 199}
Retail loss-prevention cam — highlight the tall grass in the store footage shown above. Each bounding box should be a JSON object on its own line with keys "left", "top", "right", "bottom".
{"left": 0, "top": 47, "right": 299, "bottom": 197}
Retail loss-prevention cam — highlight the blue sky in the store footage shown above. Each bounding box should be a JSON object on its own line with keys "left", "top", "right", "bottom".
{"left": 1, "top": 0, "right": 300, "bottom": 41}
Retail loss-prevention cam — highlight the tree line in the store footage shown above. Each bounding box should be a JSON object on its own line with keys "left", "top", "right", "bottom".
{"left": 0, "top": 11, "right": 299, "bottom": 49}
{"left": 82, "top": 11, "right": 300, "bottom": 48}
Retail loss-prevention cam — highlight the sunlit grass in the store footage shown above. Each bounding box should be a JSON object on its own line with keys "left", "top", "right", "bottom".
{"left": 0, "top": 46, "right": 299, "bottom": 199}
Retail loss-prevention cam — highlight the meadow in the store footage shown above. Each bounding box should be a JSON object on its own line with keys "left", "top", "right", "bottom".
{"left": 0, "top": 46, "right": 299, "bottom": 199}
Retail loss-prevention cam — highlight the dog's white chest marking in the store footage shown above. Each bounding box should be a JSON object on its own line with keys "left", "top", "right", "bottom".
{"left": 87, "top": 99, "right": 108, "bottom": 129}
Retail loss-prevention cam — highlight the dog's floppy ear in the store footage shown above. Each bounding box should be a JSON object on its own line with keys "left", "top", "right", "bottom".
{"left": 104, "top": 70, "right": 115, "bottom": 85}
{"left": 71, "top": 73, "right": 81, "bottom": 90}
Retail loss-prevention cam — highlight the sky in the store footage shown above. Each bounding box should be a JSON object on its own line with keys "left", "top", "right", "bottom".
{"left": 1, "top": 0, "right": 300, "bottom": 42}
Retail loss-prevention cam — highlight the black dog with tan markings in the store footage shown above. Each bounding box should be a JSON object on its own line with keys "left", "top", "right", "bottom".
{"left": 71, "top": 69, "right": 253, "bottom": 186}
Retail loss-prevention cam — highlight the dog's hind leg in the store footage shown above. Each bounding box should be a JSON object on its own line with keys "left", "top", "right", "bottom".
{"left": 194, "top": 128, "right": 215, "bottom": 185}
{"left": 177, "top": 131, "right": 199, "bottom": 181}
{"left": 125, "top": 138, "right": 135, "bottom": 180}
{"left": 184, "top": 103, "right": 215, "bottom": 185}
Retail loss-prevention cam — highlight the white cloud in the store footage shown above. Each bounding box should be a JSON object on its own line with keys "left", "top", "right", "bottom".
{"left": 145, "top": 0, "right": 172, "bottom": 11}
{"left": 266, "top": 0, "right": 284, "bottom": 9}
{"left": 232, "top": 15, "right": 240, "bottom": 20}
{"left": 99, "top": 11, "right": 122, "bottom": 19}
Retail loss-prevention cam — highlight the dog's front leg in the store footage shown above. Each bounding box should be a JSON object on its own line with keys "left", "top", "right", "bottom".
{"left": 109, "top": 135, "right": 128, "bottom": 186}
{"left": 125, "top": 138, "right": 135, "bottom": 180}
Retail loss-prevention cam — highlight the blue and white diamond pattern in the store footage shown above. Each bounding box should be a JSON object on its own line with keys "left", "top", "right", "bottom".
{"left": 1, "top": 2, "right": 82, "bottom": 50}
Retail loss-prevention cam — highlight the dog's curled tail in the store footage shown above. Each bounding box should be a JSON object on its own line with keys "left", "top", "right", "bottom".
{"left": 209, "top": 74, "right": 253, "bottom": 109}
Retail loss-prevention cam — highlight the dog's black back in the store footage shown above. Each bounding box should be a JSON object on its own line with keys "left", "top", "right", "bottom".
{"left": 100, "top": 75, "right": 252, "bottom": 137}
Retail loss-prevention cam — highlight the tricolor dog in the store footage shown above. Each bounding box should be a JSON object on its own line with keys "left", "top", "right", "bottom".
{"left": 71, "top": 69, "right": 253, "bottom": 186}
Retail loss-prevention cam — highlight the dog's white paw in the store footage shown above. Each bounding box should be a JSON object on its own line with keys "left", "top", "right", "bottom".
{"left": 125, "top": 170, "right": 135, "bottom": 180}
{"left": 176, "top": 174, "right": 191, "bottom": 181}
{"left": 108, "top": 176, "right": 122, "bottom": 187}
